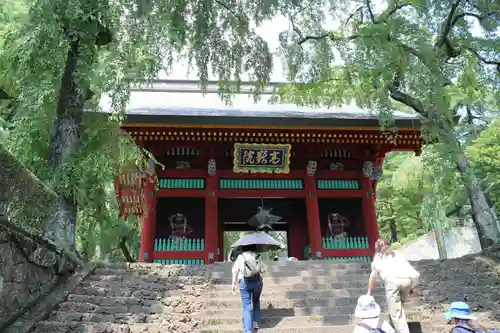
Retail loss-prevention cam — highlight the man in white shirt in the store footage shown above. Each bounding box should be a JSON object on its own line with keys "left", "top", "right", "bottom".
{"left": 354, "top": 295, "right": 395, "bottom": 333}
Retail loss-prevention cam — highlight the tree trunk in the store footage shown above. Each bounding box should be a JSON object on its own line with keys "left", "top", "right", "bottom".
{"left": 119, "top": 236, "right": 136, "bottom": 262}
{"left": 452, "top": 136, "right": 499, "bottom": 248}
{"left": 45, "top": 39, "right": 86, "bottom": 250}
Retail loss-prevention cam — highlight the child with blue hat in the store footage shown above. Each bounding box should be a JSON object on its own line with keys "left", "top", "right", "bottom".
{"left": 445, "top": 301, "right": 498, "bottom": 333}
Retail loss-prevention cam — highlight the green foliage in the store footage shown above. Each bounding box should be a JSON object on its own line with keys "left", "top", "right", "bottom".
{"left": 271, "top": 0, "right": 500, "bottom": 244}
{"left": 0, "top": 0, "right": 278, "bottom": 259}
{"left": 467, "top": 120, "right": 500, "bottom": 213}
{"left": 390, "top": 242, "right": 401, "bottom": 249}
{"left": 376, "top": 148, "right": 469, "bottom": 243}
{"left": 274, "top": 0, "right": 499, "bottom": 136}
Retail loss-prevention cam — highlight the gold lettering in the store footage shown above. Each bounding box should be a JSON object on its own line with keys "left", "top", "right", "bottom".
{"left": 243, "top": 150, "right": 256, "bottom": 164}
{"left": 256, "top": 150, "right": 268, "bottom": 164}
{"left": 269, "top": 151, "right": 281, "bottom": 165}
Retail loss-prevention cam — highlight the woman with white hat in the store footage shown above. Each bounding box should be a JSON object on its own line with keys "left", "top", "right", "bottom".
{"left": 445, "top": 301, "right": 498, "bottom": 333}
{"left": 354, "top": 295, "right": 395, "bottom": 333}
{"left": 366, "top": 238, "right": 420, "bottom": 333}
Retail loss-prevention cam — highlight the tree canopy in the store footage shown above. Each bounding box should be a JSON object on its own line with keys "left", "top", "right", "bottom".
{"left": 272, "top": 0, "right": 500, "bottom": 246}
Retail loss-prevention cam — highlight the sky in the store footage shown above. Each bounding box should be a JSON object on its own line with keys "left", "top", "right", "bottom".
{"left": 101, "top": 3, "right": 483, "bottom": 114}
{"left": 159, "top": 16, "right": 291, "bottom": 81}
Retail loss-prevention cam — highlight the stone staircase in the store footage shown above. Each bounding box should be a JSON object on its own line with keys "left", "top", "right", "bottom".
{"left": 201, "top": 260, "right": 421, "bottom": 333}
{"left": 31, "top": 263, "right": 212, "bottom": 333}
{"left": 25, "top": 260, "right": 499, "bottom": 333}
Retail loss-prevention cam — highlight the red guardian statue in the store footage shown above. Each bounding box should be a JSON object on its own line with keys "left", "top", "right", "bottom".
{"left": 327, "top": 213, "right": 349, "bottom": 239}
{"left": 168, "top": 212, "right": 193, "bottom": 240}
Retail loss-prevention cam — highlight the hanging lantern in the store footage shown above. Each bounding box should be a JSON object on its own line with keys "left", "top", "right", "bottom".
{"left": 362, "top": 161, "right": 373, "bottom": 177}
{"left": 371, "top": 167, "right": 383, "bottom": 180}
{"left": 246, "top": 206, "right": 282, "bottom": 233}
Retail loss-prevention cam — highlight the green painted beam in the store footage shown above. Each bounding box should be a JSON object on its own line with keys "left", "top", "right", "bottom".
{"left": 159, "top": 178, "right": 205, "bottom": 189}
{"left": 219, "top": 178, "right": 304, "bottom": 189}
{"left": 316, "top": 179, "right": 360, "bottom": 190}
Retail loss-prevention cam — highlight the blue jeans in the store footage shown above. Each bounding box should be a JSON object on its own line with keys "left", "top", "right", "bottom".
{"left": 239, "top": 278, "right": 263, "bottom": 333}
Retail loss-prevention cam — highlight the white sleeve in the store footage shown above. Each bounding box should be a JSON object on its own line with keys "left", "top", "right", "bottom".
{"left": 232, "top": 255, "right": 242, "bottom": 275}
{"left": 353, "top": 324, "right": 367, "bottom": 333}
{"left": 382, "top": 321, "right": 396, "bottom": 333}
{"left": 371, "top": 257, "right": 379, "bottom": 273}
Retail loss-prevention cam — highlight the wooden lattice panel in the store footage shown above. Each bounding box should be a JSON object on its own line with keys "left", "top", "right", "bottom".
{"left": 115, "top": 172, "right": 145, "bottom": 219}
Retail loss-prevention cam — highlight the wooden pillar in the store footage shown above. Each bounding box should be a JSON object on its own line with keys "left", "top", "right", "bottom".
{"left": 139, "top": 178, "right": 157, "bottom": 263}
{"left": 218, "top": 222, "right": 224, "bottom": 262}
{"left": 288, "top": 218, "right": 307, "bottom": 259}
{"left": 372, "top": 154, "right": 385, "bottom": 199}
{"left": 305, "top": 175, "right": 322, "bottom": 259}
{"left": 205, "top": 159, "right": 218, "bottom": 264}
{"left": 361, "top": 176, "right": 379, "bottom": 250}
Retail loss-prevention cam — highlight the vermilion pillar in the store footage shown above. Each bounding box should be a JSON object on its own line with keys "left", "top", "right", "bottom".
{"left": 288, "top": 218, "right": 307, "bottom": 259}
{"left": 218, "top": 220, "right": 224, "bottom": 262}
{"left": 205, "top": 173, "right": 218, "bottom": 264}
{"left": 305, "top": 175, "right": 322, "bottom": 259}
{"left": 361, "top": 176, "right": 379, "bottom": 251}
{"left": 139, "top": 179, "right": 157, "bottom": 263}
{"left": 372, "top": 155, "right": 385, "bottom": 199}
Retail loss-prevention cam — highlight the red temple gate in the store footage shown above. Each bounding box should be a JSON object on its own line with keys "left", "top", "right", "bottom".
{"left": 114, "top": 104, "right": 422, "bottom": 264}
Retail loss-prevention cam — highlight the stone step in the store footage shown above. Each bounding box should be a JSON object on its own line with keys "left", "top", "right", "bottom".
{"left": 71, "top": 284, "right": 206, "bottom": 299}
{"left": 54, "top": 302, "right": 394, "bottom": 319}
{"left": 207, "top": 280, "right": 377, "bottom": 291}
{"left": 64, "top": 294, "right": 195, "bottom": 308}
{"left": 202, "top": 311, "right": 435, "bottom": 330}
{"left": 70, "top": 286, "right": 171, "bottom": 299}
{"left": 203, "top": 314, "right": 360, "bottom": 329}
{"left": 212, "top": 261, "right": 371, "bottom": 271}
{"left": 60, "top": 294, "right": 418, "bottom": 314}
{"left": 56, "top": 300, "right": 173, "bottom": 314}
{"left": 211, "top": 275, "right": 371, "bottom": 286}
{"left": 93, "top": 262, "right": 371, "bottom": 278}
{"left": 211, "top": 269, "right": 370, "bottom": 279}
{"left": 33, "top": 321, "right": 500, "bottom": 333}
{"left": 211, "top": 260, "right": 370, "bottom": 269}
{"left": 90, "top": 267, "right": 370, "bottom": 278}
{"left": 197, "top": 322, "right": 467, "bottom": 333}
{"left": 80, "top": 279, "right": 381, "bottom": 294}
{"left": 89, "top": 269, "right": 210, "bottom": 283}
{"left": 78, "top": 280, "right": 202, "bottom": 294}
{"left": 98, "top": 261, "right": 371, "bottom": 271}
{"left": 46, "top": 311, "right": 198, "bottom": 324}
{"left": 203, "top": 305, "right": 382, "bottom": 317}
{"left": 205, "top": 287, "right": 386, "bottom": 299}
{"left": 33, "top": 322, "right": 196, "bottom": 333}
{"left": 204, "top": 296, "right": 420, "bottom": 309}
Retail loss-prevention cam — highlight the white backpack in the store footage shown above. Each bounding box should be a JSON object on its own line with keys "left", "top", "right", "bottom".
{"left": 241, "top": 252, "right": 262, "bottom": 281}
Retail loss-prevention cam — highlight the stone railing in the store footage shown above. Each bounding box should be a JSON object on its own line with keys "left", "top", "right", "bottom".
{"left": 0, "top": 145, "right": 66, "bottom": 330}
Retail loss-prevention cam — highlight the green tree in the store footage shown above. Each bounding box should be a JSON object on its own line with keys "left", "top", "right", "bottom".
{"left": 376, "top": 149, "right": 468, "bottom": 245}
{"left": 273, "top": 0, "right": 500, "bottom": 247}
{"left": 0, "top": 0, "right": 274, "bottom": 251}
{"left": 468, "top": 120, "right": 500, "bottom": 214}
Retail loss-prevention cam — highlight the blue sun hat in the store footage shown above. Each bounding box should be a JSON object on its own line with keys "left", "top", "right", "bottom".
{"left": 445, "top": 302, "right": 476, "bottom": 321}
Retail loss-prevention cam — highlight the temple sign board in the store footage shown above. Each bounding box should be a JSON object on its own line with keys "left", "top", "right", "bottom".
{"left": 233, "top": 143, "right": 291, "bottom": 174}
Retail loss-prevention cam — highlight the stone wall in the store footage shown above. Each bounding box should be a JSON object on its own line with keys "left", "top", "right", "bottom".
{"left": 412, "top": 250, "right": 500, "bottom": 321}
{"left": 399, "top": 226, "right": 482, "bottom": 261}
{"left": 0, "top": 145, "right": 61, "bottom": 330}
